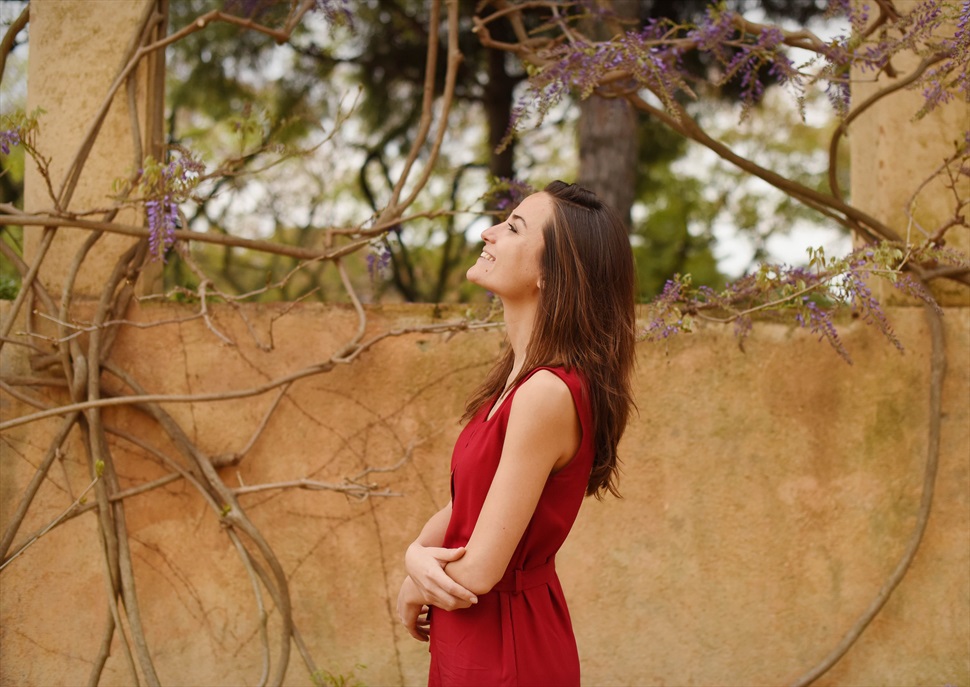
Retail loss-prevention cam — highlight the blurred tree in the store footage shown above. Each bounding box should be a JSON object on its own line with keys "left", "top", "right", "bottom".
{"left": 165, "top": 0, "right": 528, "bottom": 303}
{"left": 1, "top": 0, "right": 848, "bottom": 303}
{"left": 571, "top": 0, "right": 831, "bottom": 298}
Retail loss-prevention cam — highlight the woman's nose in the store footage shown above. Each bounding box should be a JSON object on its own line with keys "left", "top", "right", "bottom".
{"left": 481, "top": 223, "right": 498, "bottom": 242}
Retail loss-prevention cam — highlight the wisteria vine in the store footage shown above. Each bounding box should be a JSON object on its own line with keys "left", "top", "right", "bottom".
{"left": 116, "top": 149, "right": 205, "bottom": 261}
{"left": 499, "top": 0, "right": 969, "bottom": 141}
{"left": 642, "top": 242, "right": 955, "bottom": 363}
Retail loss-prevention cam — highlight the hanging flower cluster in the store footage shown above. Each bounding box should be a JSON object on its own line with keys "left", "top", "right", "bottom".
{"left": 503, "top": 0, "right": 968, "bottom": 145}
{"left": 126, "top": 149, "right": 205, "bottom": 262}
{"left": 642, "top": 243, "right": 959, "bottom": 364}
{"left": 366, "top": 241, "right": 392, "bottom": 282}
{"left": 0, "top": 129, "right": 20, "bottom": 156}
{"left": 483, "top": 177, "right": 534, "bottom": 212}
{"left": 145, "top": 197, "right": 181, "bottom": 259}
{"left": 0, "top": 108, "right": 44, "bottom": 159}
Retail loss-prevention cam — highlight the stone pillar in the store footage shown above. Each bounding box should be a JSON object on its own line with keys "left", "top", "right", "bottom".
{"left": 849, "top": 0, "right": 970, "bottom": 306}
{"left": 23, "top": 0, "right": 164, "bottom": 299}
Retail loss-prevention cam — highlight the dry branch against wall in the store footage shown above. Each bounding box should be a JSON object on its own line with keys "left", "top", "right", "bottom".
{"left": 0, "top": 2, "right": 478, "bottom": 685}
{"left": 471, "top": 1, "right": 969, "bottom": 685}
{"left": 1, "top": 0, "right": 968, "bottom": 685}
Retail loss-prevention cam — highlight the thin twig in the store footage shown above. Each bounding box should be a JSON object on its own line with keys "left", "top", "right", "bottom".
{"left": 0, "top": 211, "right": 373, "bottom": 262}
{"left": 236, "top": 383, "right": 291, "bottom": 460}
{"left": 0, "top": 411, "right": 80, "bottom": 561}
{"left": 0, "top": 475, "right": 101, "bottom": 572}
{"left": 1, "top": 318, "right": 495, "bottom": 431}
{"left": 232, "top": 478, "right": 401, "bottom": 499}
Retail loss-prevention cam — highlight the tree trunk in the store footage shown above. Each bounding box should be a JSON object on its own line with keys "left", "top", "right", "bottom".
{"left": 485, "top": 14, "right": 518, "bottom": 188}
{"left": 577, "top": 0, "right": 639, "bottom": 229}
{"left": 486, "top": 45, "right": 515, "bottom": 181}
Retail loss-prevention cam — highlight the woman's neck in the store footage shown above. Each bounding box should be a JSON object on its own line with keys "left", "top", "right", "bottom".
{"left": 502, "top": 297, "right": 538, "bottom": 383}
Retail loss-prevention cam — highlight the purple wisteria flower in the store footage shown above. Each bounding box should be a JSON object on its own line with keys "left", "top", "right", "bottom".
{"left": 489, "top": 177, "right": 533, "bottom": 212}
{"left": 146, "top": 196, "right": 179, "bottom": 261}
{"left": 138, "top": 148, "right": 204, "bottom": 261}
{"left": 687, "top": 5, "right": 736, "bottom": 62}
{"left": 795, "top": 296, "right": 851, "bottom": 362}
{"left": 825, "top": 80, "right": 851, "bottom": 118}
{"left": 641, "top": 277, "right": 691, "bottom": 341}
{"left": 366, "top": 242, "right": 392, "bottom": 282}
{"left": 844, "top": 267, "right": 904, "bottom": 352}
{"left": 0, "top": 129, "right": 20, "bottom": 155}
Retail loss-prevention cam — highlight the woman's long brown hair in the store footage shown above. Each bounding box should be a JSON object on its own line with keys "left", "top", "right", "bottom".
{"left": 463, "top": 181, "right": 637, "bottom": 498}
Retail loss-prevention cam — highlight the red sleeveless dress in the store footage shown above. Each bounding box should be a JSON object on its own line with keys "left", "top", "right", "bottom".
{"left": 428, "top": 366, "right": 594, "bottom": 687}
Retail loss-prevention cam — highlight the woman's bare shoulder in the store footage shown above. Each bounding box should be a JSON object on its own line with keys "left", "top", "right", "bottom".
{"left": 511, "top": 369, "right": 574, "bottom": 418}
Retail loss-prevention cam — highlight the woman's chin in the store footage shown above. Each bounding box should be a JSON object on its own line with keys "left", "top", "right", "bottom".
{"left": 466, "top": 265, "right": 485, "bottom": 286}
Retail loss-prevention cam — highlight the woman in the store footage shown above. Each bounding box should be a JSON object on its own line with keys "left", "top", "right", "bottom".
{"left": 396, "top": 181, "right": 636, "bottom": 686}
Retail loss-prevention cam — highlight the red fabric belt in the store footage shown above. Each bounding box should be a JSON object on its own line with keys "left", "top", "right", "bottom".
{"left": 492, "top": 558, "right": 556, "bottom": 593}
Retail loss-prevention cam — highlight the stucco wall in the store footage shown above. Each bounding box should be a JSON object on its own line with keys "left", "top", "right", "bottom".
{"left": 3, "top": 1, "right": 968, "bottom": 685}
{"left": 1, "top": 301, "right": 968, "bottom": 686}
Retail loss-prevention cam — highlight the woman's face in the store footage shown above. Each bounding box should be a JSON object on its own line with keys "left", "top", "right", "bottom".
{"left": 467, "top": 192, "right": 552, "bottom": 302}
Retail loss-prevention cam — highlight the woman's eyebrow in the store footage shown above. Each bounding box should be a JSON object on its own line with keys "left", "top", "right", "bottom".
{"left": 510, "top": 213, "right": 528, "bottom": 229}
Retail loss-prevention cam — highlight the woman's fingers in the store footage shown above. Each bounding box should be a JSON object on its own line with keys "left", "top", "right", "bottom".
{"left": 430, "top": 586, "right": 475, "bottom": 611}
{"left": 428, "top": 546, "right": 466, "bottom": 562}
{"left": 406, "top": 544, "right": 477, "bottom": 606}
{"left": 407, "top": 606, "right": 431, "bottom": 641}
{"left": 424, "top": 566, "right": 477, "bottom": 608}
{"left": 414, "top": 606, "right": 431, "bottom": 640}
{"left": 397, "top": 597, "right": 430, "bottom": 642}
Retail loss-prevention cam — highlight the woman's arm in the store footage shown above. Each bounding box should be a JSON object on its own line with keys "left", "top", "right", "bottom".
{"left": 441, "top": 370, "right": 581, "bottom": 595}
{"left": 398, "top": 499, "right": 481, "bottom": 641}
{"left": 404, "top": 501, "right": 478, "bottom": 609}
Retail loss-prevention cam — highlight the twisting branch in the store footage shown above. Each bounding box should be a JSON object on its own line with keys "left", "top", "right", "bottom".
{"left": 0, "top": 412, "right": 80, "bottom": 561}
{"left": 827, "top": 54, "right": 947, "bottom": 204}
{"left": 385, "top": 0, "right": 444, "bottom": 214}
{"left": 790, "top": 299, "right": 948, "bottom": 687}
{"left": 471, "top": 4, "right": 969, "bottom": 687}
{"left": 0, "top": 2, "right": 28, "bottom": 83}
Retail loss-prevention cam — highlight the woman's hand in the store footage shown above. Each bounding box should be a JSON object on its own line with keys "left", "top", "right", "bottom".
{"left": 396, "top": 576, "right": 431, "bottom": 642}
{"left": 405, "top": 542, "right": 478, "bottom": 611}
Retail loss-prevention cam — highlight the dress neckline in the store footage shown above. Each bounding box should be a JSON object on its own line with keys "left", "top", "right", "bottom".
{"left": 484, "top": 384, "right": 515, "bottom": 422}
{"left": 482, "top": 366, "right": 567, "bottom": 423}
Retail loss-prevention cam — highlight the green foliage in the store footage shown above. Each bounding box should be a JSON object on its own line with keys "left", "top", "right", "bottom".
{"left": 632, "top": 116, "right": 722, "bottom": 298}
{"left": 0, "top": 225, "right": 22, "bottom": 299}
{"left": 311, "top": 665, "right": 366, "bottom": 687}
{"left": 0, "top": 274, "right": 19, "bottom": 300}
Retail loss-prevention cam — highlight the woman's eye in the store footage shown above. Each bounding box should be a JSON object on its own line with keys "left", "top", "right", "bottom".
{"left": 507, "top": 222, "right": 518, "bottom": 233}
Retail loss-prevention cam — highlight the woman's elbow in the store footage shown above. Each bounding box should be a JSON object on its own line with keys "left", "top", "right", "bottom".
{"left": 451, "top": 561, "right": 503, "bottom": 596}
{"left": 465, "top": 574, "right": 498, "bottom": 597}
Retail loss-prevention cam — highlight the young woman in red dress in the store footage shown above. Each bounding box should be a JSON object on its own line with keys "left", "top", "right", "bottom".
{"left": 396, "top": 181, "right": 636, "bottom": 686}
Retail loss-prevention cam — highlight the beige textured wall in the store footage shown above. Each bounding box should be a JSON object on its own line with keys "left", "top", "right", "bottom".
{"left": 1, "top": 302, "right": 968, "bottom": 686}
{"left": 2, "top": 1, "right": 969, "bottom": 686}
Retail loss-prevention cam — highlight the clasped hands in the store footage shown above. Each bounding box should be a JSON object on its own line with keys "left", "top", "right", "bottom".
{"left": 396, "top": 542, "right": 477, "bottom": 641}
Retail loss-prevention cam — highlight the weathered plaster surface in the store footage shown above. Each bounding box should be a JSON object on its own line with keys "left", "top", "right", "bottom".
{"left": 4, "top": 1, "right": 969, "bottom": 685}
{"left": 1, "top": 302, "right": 968, "bottom": 686}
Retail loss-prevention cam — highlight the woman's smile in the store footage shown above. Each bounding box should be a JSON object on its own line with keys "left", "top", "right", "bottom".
{"left": 467, "top": 192, "right": 551, "bottom": 299}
